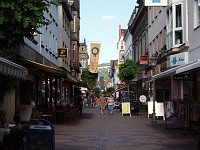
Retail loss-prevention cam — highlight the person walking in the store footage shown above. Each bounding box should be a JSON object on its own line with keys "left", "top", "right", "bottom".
{"left": 78, "top": 95, "right": 84, "bottom": 115}
{"left": 98, "top": 93, "right": 107, "bottom": 115}
{"left": 107, "top": 95, "right": 114, "bottom": 115}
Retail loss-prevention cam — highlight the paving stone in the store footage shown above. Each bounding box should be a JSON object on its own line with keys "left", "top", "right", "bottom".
{"left": 54, "top": 108, "right": 199, "bottom": 150}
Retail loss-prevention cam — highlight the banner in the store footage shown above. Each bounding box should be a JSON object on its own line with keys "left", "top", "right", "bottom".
{"left": 89, "top": 43, "right": 101, "bottom": 73}
{"left": 144, "top": 0, "right": 168, "bottom": 6}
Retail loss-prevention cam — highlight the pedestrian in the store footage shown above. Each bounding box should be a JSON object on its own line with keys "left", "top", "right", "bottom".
{"left": 107, "top": 95, "right": 114, "bottom": 115}
{"left": 78, "top": 95, "right": 84, "bottom": 115}
{"left": 92, "top": 96, "right": 96, "bottom": 108}
{"left": 98, "top": 93, "right": 107, "bottom": 115}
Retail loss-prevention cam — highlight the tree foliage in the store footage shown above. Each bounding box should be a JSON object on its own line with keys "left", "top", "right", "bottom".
{"left": 81, "top": 68, "right": 98, "bottom": 89}
{"left": 0, "top": 0, "right": 54, "bottom": 51}
{"left": 117, "top": 59, "right": 139, "bottom": 84}
{"left": 93, "top": 87, "right": 101, "bottom": 98}
{"left": 106, "top": 87, "right": 115, "bottom": 94}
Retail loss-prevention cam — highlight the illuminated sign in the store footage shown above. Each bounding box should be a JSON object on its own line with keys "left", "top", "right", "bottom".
{"left": 58, "top": 48, "right": 68, "bottom": 57}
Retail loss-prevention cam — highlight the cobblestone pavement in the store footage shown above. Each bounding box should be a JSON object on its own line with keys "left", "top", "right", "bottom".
{"left": 54, "top": 107, "right": 199, "bottom": 150}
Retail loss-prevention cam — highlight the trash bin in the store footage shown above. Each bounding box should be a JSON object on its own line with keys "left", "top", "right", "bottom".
{"left": 24, "top": 119, "right": 55, "bottom": 150}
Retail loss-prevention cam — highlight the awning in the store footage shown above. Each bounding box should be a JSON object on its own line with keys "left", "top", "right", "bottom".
{"left": 21, "top": 58, "right": 77, "bottom": 82}
{"left": 176, "top": 59, "right": 200, "bottom": 74}
{"left": 0, "top": 57, "right": 28, "bottom": 79}
{"left": 152, "top": 60, "right": 199, "bottom": 80}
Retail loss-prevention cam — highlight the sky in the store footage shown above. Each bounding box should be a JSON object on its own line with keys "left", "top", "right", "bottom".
{"left": 80, "top": 0, "right": 138, "bottom": 64}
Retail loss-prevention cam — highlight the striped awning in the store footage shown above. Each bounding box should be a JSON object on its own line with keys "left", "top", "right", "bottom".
{"left": 0, "top": 57, "right": 28, "bottom": 79}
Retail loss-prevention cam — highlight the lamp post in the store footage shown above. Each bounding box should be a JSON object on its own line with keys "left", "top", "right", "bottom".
{"left": 150, "top": 54, "right": 158, "bottom": 123}
{"left": 71, "top": 68, "right": 76, "bottom": 77}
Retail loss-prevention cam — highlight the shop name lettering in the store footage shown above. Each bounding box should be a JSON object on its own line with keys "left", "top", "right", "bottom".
{"left": 171, "top": 57, "right": 184, "bottom": 65}
{"left": 152, "top": 0, "right": 161, "bottom": 3}
{"left": 173, "top": 75, "right": 192, "bottom": 80}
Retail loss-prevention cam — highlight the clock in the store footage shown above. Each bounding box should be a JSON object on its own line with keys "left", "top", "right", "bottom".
{"left": 91, "top": 47, "right": 99, "bottom": 55}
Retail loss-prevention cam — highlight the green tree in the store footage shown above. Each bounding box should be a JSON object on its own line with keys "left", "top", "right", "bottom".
{"left": 81, "top": 68, "right": 98, "bottom": 89}
{"left": 0, "top": 0, "right": 54, "bottom": 55}
{"left": 105, "top": 87, "right": 115, "bottom": 95}
{"left": 93, "top": 87, "right": 101, "bottom": 98}
{"left": 117, "top": 59, "right": 139, "bottom": 102}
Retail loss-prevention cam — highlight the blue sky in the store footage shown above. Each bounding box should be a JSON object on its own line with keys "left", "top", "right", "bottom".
{"left": 80, "top": 0, "right": 137, "bottom": 64}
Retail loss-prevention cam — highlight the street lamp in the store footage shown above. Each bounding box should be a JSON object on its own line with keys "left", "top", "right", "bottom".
{"left": 71, "top": 68, "right": 76, "bottom": 77}
{"left": 150, "top": 53, "right": 158, "bottom": 123}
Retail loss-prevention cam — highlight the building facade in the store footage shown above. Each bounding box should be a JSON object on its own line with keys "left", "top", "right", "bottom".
{"left": 128, "top": 0, "right": 148, "bottom": 99}
{"left": 70, "top": 0, "right": 81, "bottom": 79}
{"left": 79, "top": 39, "right": 89, "bottom": 69}
{"left": 0, "top": 0, "right": 82, "bottom": 121}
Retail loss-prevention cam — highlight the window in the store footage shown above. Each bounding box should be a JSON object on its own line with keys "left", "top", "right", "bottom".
{"left": 175, "top": 30, "right": 182, "bottom": 44}
{"left": 194, "top": 0, "right": 200, "bottom": 27}
{"left": 174, "top": 4, "right": 183, "bottom": 45}
{"left": 119, "top": 51, "right": 124, "bottom": 61}
{"left": 73, "top": 14, "right": 76, "bottom": 32}
{"left": 138, "top": 39, "right": 142, "bottom": 57}
{"left": 167, "top": 7, "right": 173, "bottom": 49}
{"left": 73, "top": 44, "right": 75, "bottom": 60}
{"left": 176, "top": 4, "right": 182, "bottom": 27}
{"left": 167, "top": 3, "right": 183, "bottom": 49}
{"left": 63, "top": 12, "right": 65, "bottom": 28}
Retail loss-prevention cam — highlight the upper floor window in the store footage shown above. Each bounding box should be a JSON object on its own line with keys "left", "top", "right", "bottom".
{"left": 167, "top": 3, "right": 183, "bottom": 49}
{"left": 73, "top": 14, "right": 76, "bottom": 32}
{"left": 176, "top": 4, "right": 182, "bottom": 27}
{"left": 73, "top": 44, "right": 75, "bottom": 60}
{"left": 194, "top": 0, "right": 200, "bottom": 28}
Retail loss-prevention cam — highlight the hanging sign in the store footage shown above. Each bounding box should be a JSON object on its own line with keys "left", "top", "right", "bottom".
{"left": 140, "top": 55, "right": 148, "bottom": 65}
{"left": 89, "top": 43, "right": 101, "bottom": 73}
{"left": 58, "top": 48, "right": 68, "bottom": 57}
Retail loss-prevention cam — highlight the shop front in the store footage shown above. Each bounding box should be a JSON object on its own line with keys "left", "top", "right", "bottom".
{"left": 151, "top": 54, "right": 200, "bottom": 130}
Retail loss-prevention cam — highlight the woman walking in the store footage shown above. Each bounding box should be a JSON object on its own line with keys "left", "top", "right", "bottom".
{"left": 98, "top": 93, "right": 107, "bottom": 115}
{"left": 107, "top": 95, "right": 114, "bottom": 115}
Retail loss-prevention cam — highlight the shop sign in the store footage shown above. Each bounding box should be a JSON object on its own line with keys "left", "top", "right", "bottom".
{"left": 173, "top": 74, "right": 192, "bottom": 80}
{"left": 144, "top": 0, "right": 168, "bottom": 6}
{"left": 170, "top": 52, "right": 188, "bottom": 67}
{"left": 140, "top": 55, "right": 148, "bottom": 65}
{"left": 58, "top": 48, "right": 68, "bottom": 57}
